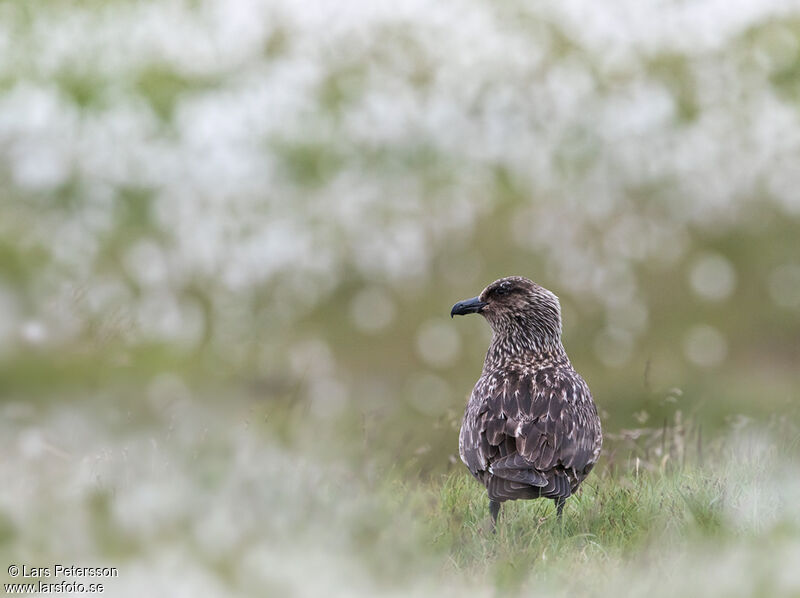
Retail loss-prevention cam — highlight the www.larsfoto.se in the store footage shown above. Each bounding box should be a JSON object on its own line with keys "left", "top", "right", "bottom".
{"left": 5, "top": 580, "right": 105, "bottom": 594}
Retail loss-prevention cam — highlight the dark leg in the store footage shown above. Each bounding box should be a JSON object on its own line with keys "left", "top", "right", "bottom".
{"left": 554, "top": 497, "right": 566, "bottom": 520}
{"left": 489, "top": 500, "right": 501, "bottom": 532}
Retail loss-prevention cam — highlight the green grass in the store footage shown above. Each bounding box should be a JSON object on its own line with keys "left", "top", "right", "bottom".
{"left": 441, "top": 468, "right": 722, "bottom": 539}
{"left": 417, "top": 467, "right": 726, "bottom": 589}
{"left": 381, "top": 424, "right": 800, "bottom": 597}
{"left": 0, "top": 387, "right": 797, "bottom": 597}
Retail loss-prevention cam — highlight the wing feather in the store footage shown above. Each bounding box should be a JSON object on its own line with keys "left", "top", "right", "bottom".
{"left": 459, "top": 366, "right": 602, "bottom": 500}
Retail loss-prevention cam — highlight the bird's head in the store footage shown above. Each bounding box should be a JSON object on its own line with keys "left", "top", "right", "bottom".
{"left": 451, "top": 276, "right": 563, "bottom": 349}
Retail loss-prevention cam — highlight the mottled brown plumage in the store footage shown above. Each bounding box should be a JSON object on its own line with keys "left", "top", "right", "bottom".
{"left": 451, "top": 276, "right": 602, "bottom": 526}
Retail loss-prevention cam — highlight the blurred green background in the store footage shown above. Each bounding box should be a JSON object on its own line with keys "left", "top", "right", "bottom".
{"left": 1, "top": 0, "right": 799, "bottom": 596}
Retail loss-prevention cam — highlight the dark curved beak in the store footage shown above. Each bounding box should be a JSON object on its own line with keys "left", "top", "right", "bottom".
{"left": 450, "top": 296, "right": 487, "bottom": 318}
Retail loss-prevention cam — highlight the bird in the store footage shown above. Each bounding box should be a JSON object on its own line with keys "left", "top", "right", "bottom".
{"left": 450, "top": 276, "right": 602, "bottom": 529}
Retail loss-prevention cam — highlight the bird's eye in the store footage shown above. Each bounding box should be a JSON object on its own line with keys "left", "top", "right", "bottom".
{"left": 495, "top": 286, "right": 510, "bottom": 296}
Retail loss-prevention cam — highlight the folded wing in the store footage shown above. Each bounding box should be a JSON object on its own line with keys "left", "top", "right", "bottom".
{"left": 460, "top": 366, "right": 601, "bottom": 501}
